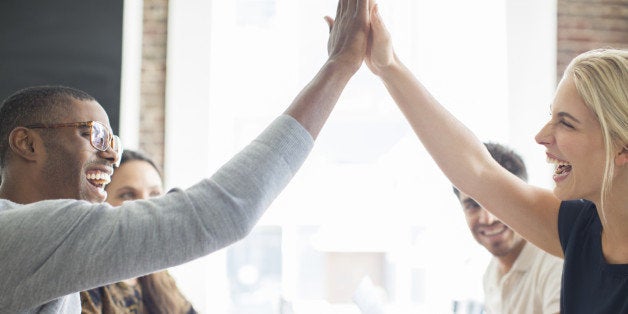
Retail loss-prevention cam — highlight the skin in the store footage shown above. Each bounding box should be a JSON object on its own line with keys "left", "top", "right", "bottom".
{"left": 365, "top": 4, "right": 628, "bottom": 263}
{"left": 535, "top": 75, "right": 607, "bottom": 203}
{"left": 458, "top": 191, "right": 525, "bottom": 273}
{"left": 105, "top": 160, "right": 164, "bottom": 207}
{"left": 537, "top": 75, "right": 628, "bottom": 263}
{"left": 0, "top": 99, "right": 118, "bottom": 204}
{"left": 284, "top": 0, "right": 372, "bottom": 138}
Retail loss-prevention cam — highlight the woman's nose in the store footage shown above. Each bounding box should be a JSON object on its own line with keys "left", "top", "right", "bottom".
{"left": 535, "top": 121, "right": 553, "bottom": 146}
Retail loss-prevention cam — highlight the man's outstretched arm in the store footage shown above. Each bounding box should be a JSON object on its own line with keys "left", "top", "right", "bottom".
{"left": 0, "top": 0, "right": 373, "bottom": 311}
{"left": 285, "top": 0, "right": 371, "bottom": 139}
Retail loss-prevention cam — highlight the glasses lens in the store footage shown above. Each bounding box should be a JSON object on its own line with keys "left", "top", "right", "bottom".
{"left": 91, "top": 122, "right": 108, "bottom": 151}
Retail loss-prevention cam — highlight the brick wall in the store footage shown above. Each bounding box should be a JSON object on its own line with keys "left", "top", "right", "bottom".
{"left": 140, "top": 0, "right": 168, "bottom": 171}
{"left": 557, "top": 0, "right": 628, "bottom": 79}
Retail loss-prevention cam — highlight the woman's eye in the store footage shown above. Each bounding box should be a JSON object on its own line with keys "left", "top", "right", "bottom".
{"left": 560, "top": 120, "right": 574, "bottom": 129}
{"left": 118, "top": 192, "right": 136, "bottom": 200}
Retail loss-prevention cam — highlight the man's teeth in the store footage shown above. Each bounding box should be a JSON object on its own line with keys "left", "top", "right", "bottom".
{"left": 86, "top": 172, "right": 111, "bottom": 184}
{"left": 480, "top": 223, "right": 507, "bottom": 236}
{"left": 483, "top": 227, "right": 505, "bottom": 236}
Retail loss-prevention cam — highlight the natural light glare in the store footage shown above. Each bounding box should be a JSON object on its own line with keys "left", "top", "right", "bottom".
{"left": 165, "top": 0, "right": 557, "bottom": 313}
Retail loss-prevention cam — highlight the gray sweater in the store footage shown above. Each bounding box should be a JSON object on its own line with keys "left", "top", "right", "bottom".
{"left": 0, "top": 115, "right": 313, "bottom": 313}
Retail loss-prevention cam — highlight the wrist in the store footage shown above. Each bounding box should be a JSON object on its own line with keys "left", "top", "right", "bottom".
{"left": 377, "top": 54, "right": 404, "bottom": 80}
{"left": 324, "top": 57, "right": 362, "bottom": 78}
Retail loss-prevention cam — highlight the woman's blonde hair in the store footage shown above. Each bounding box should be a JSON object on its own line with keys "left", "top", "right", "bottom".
{"left": 564, "top": 48, "right": 628, "bottom": 219}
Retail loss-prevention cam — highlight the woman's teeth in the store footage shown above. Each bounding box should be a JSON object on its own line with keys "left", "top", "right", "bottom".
{"left": 546, "top": 156, "right": 572, "bottom": 174}
{"left": 555, "top": 164, "right": 572, "bottom": 175}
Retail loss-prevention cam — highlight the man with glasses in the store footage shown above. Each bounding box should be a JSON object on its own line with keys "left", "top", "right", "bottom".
{"left": 0, "top": 0, "right": 372, "bottom": 311}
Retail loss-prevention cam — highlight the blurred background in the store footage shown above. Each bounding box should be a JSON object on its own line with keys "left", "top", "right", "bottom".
{"left": 1, "top": 0, "right": 626, "bottom": 313}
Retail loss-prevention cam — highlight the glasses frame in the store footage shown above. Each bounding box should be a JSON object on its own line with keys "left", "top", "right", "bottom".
{"left": 24, "top": 121, "right": 122, "bottom": 167}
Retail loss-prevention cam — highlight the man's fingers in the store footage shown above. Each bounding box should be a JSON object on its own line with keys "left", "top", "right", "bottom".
{"left": 345, "top": 0, "right": 369, "bottom": 21}
{"left": 343, "top": 0, "right": 355, "bottom": 17}
{"left": 337, "top": 0, "right": 344, "bottom": 18}
{"left": 357, "top": 0, "right": 364, "bottom": 16}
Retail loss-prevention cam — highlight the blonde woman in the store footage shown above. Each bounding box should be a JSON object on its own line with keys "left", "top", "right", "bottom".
{"left": 362, "top": 4, "right": 627, "bottom": 312}
{"left": 80, "top": 150, "right": 197, "bottom": 314}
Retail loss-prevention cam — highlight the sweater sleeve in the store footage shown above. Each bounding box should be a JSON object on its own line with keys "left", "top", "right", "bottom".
{"left": 0, "top": 114, "right": 313, "bottom": 312}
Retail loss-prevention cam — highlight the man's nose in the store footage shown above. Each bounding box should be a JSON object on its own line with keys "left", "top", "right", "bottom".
{"left": 98, "top": 146, "right": 119, "bottom": 167}
{"left": 478, "top": 208, "right": 497, "bottom": 225}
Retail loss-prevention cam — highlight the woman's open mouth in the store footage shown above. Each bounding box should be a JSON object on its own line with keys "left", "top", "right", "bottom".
{"left": 547, "top": 155, "right": 572, "bottom": 182}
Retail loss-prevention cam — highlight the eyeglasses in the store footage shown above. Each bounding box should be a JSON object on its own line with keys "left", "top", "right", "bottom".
{"left": 25, "top": 121, "right": 122, "bottom": 167}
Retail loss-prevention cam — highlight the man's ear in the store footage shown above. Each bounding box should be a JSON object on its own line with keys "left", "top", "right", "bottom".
{"left": 615, "top": 146, "right": 628, "bottom": 167}
{"left": 8, "top": 127, "right": 40, "bottom": 162}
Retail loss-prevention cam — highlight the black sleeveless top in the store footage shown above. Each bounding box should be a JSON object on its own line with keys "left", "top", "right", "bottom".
{"left": 558, "top": 200, "right": 628, "bottom": 313}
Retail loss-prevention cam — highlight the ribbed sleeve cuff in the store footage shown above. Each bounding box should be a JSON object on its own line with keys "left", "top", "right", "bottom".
{"left": 253, "top": 114, "right": 314, "bottom": 173}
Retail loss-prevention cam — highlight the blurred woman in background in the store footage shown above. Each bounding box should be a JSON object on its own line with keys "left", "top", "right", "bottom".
{"left": 81, "top": 149, "right": 197, "bottom": 314}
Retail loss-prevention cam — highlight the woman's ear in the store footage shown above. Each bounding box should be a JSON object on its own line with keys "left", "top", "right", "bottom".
{"left": 615, "top": 146, "right": 628, "bottom": 167}
{"left": 8, "top": 127, "right": 40, "bottom": 162}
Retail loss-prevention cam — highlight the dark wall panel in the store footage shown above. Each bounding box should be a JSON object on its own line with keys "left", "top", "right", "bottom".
{"left": 0, "top": 0, "right": 124, "bottom": 133}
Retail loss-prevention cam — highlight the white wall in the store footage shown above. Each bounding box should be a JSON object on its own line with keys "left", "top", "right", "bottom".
{"left": 119, "top": 0, "right": 143, "bottom": 149}
{"left": 506, "top": 0, "right": 557, "bottom": 189}
{"left": 164, "top": 1, "right": 230, "bottom": 312}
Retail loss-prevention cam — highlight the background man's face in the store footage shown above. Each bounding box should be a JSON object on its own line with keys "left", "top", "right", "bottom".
{"left": 457, "top": 191, "right": 524, "bottom": 257}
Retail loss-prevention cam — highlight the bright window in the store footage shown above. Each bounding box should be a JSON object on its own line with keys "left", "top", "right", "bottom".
{"left": 163, "top": 0, "right": 556, "bottom": 313}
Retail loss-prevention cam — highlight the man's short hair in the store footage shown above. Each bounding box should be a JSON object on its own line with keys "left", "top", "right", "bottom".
{"left": 0, "top": 86, "right": 95, "bottom": 168}
{"left": 453, "top": 142, "right": 528, "bottom": 197}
